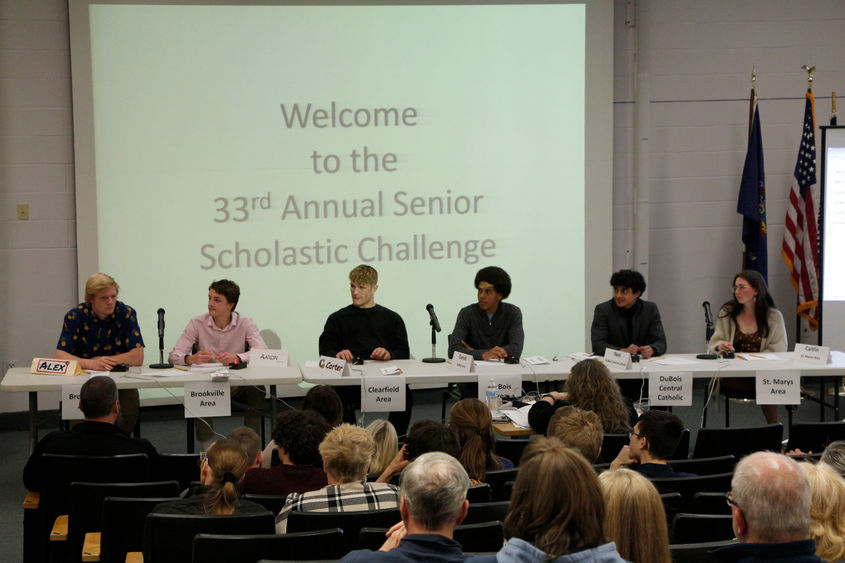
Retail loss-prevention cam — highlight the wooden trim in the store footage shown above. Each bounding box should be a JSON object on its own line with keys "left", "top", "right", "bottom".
{"left": 50, "top": 514, "right": 68, "bottom": 541}
{"left": 22, "top": 490, "right": 40, "bottom": 509}
{"left": 82, "top": 531, "right": 101, "bottom": 562}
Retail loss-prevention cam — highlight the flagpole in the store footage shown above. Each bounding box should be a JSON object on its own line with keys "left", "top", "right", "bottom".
{"left": 795, "top": 65, "right": 817, "bottom": 345}
{"left": 742, "top": 69, "right": 757, "bottom": 271}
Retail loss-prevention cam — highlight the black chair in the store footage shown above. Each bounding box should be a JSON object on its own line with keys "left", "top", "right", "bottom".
{"left": 463, "top": 501, "right": 510, "bottom": 525}
{"left": 143, "top": 511, "right": 275, "bottom": 563}
{"left": 68, "top": 480, "right": 180, "bottom": 563}
{"left": 242, "top": 494, "right": 286, "bottom": 515}
{"left": 484, "top": 468, "right": 519, "bottom": 501}
{"left": 671, "top": 513, "right": 735, "bottom": 544}
{"left": 286, "top": 508, "right": 401, "bottom": 551}
{"left": 100, "top": 496, "right": 181, "bottom": 563}
{"left": 357, "top": 521, "right": 503, "bottom": 552}
{"left": 670, "top": 539, "right": 738, "bottom": 562}
{"left": 660, "top": 491, "right": 684, "bottom": 523}
{"left": 669, "top": 455, "right": 737, "bottom": 476}
{"left": 786, "top": 421, "right": 845, "bottom": 453}
{"left": 649, "top": 473, "right": 733, "bottom": 513}
{"left": 671, "top": 428, "right": 691, "bottom": 459}
{"left": 494, "top": 439, "right": 532, "bottom": 465}
{"left": 466, "top": 483, "right": 492, "bottom": 503}
{"left": 152, "top": 453, "right": 201, "bottom": 490}
{"left": 689, "top": 492, "right": 732, "bottom": 515}
{"left": 693, "top": 424, "right": 783, "bottom": 459}
{"left": 598, "top": 434, "right": 629, "bottom": 463}
{"left": 192, "top": 529, "right": 347, "bottom": 562}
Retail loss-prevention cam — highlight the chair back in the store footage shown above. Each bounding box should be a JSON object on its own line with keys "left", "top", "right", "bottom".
{"left": 463, "top": 501, "right": 510, "bottom": 525}
{"left": 669, "top": 539, "right": 738, "bottom": 562}
{"left": 152, "top": 453, "right": 201, "bottom": 490}
{"left": 466, "top": 483, "right": 492, "bottom": 503}
{"left": 599, "top": 434, "right": 629, "bottom": 463}
{"left": 484, "top": 467, "right": 519, "bottom": 501}
{"left": 671, "top": 513, "right": 735, "bottom": 544}
{"left": 286, "top": 508, "right": 400, "bottom": 552}
{"left": 689, "top": 492, "right": 732, "bottom": 515}
{"left": 68, "top": 481, "right": 179, "bottom": 563}
{"left": 659, "top": 491, "right": 684, "bottom": 523}
{"left": 693, "top": 424, "right": 783, "bottom": 459}
{"left": 143, "top": 511, "right": 275, "bottom": 563}
{"left": 192, "top": 529, "right": 347, "bottom": 563}
{"left": 242, "top": 494, "right": 286, "bottom": 515}
{"left": 649, "top": 472, "right": 733, "bottom": 512}
{"left": 100, "top": 496, "right": 180, "bottom": 563}
{"left": 786, "top": 421, "right": 845, "bottom": 453}
{"left": 669, "top": 455, "right": 737, "bottom": 475}
{"left": 671, "top": 428, "right": 692, "bottom": 459}
{"left": 357, "top": 521, "right": 503, "bottom": 553}
{"left": 494, "top": 439, "right": 532, "bottom": 465}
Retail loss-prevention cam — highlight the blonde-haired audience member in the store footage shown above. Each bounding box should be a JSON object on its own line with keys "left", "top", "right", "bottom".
{"left": 598, "top": 468, "right": 671, "bottom": 563}
{"left": 798, "top": 461, "right": 845, "bottom": 562}
{"left": 548, "top": 406, "right": 603, "bottom": 463}
{"left": 366, "top": 419, "right": 399, "bottom": 476}
{"left": 821, "top": 440, "right": 845, "bottom": 478}
{"left": 275, "top": 424, "right": 400, "bottom": 533}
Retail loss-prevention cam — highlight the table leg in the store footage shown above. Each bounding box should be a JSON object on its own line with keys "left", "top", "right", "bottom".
{"left": 186, "top": 418, "right": 195, "bottom": 454}
{"left": 28, "top": 391, "right": 38, "bottom": 454}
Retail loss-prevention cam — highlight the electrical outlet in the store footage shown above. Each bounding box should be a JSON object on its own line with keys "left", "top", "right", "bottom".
{"left": 17, "top": 203, "right": 29, "bottom": 220}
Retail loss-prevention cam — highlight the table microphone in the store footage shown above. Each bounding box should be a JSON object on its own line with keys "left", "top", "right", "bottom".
{"left": 150, "top": 307, "right": 174, "bottom": 369}
{"left": 696, "top": 301, "right": 718, "bottom": 360}
{"left": 423, "top": 304, "right": 446, "bottom": 363}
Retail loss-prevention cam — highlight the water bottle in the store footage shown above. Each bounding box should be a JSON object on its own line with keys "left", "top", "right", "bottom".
{"left": 485, "top": 379, "right": 500, "bottom": 412}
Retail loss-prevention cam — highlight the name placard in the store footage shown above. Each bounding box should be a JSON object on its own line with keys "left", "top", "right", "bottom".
{"left": 648, "top": 371, "right": 693, "bottom": 406}
{"left": 476, "top": 372, "right": 522, "bottom": 402}
{"left": 362, "top": 376, "right": 406, "bottom": 412}
{"left": 251, "top": 349, "right": 289, "bottom": 367}
{"left": 61, "top": 383, "right": 85, "bottom": 420}
{"left": 317, "top": 355, "right": 350, "bottom": 377}
{"left": 794, "top": 343, "right": 831, "bottom": 364}
{"left": 603, "top": 349, "right": 632, "bottom": 371}
{"left": 755, "top": 370, "right": 800, "bottom": 405}
{"left": 184, "top": 381, "right": 232, "bottom": 418}
{"left": 31, "top": 357, "right": 81, "bottom": 376}
{"left": 452, "top": 352, "right": 474, "bottom": 373}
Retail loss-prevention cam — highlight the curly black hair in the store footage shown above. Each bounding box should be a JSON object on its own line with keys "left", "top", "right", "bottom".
{"left": 271, "top": 409, "right": 331, "bottom": 466}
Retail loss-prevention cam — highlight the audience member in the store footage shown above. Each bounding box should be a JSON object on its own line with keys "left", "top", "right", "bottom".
{"left": 152, "top": 438, "right": 266, "bottom": 515}
{"left": 466, "top": 437, "right": 625, "bottom": 562}
{"left": 528, "top": 359, "right": 633, "bottom": 435}
{"left": 610, "top": 410, "right": 692, "bottom": 478}
{"left": 377, "top": 419, "right": 461, "bottom": 483}
{"left": 240, "top": 410, "right": 329, "bottom": 496}
{"left": 55, "top": 273, "right": 144, "bottom": 434}
{"left": 342, "top": 452, "right": 471, "bottom": 562}
{"left": 798, "top": 461, "right": 845, "bottom": 562}
{"left": 448, "top": 399, "right": 512, "bottom": 483}
{"left": 547, "top": 406, "right": 603, "bottom": 463}
{"left": 227, "top": 426, "right": 262, "bottom": 469}
{"left": 713, "top": 452, "right": 821, "bottom": 562}
{"left": 275, "top": 424, "right": 400, "bottom": 533}
{"left": 366, "top": 419, "right": 400, "bottom": 477}
{"left": 821, "top": 441, "right": 845, "bottom": 477}
{"left": 598, "top": 468, "right": 671, "bottom": 563}
{"left": 23, "top": 375, "right": 157, "bottom": 491}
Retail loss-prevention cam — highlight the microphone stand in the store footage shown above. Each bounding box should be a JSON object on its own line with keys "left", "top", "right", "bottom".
{"left": 150, "top": 312, "right": 173, "bottom": 369}
{"left": 696, "top": 322, "right": 718, "bottom": 360}
{"left": 422, "top": 319, "right": 445, "bottom": 363}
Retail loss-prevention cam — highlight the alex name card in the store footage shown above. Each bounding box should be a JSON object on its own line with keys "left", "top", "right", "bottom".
{"left": 31, "top": 357, "right": 81, "bottom": 376}
{"left": 648, "top": 372, "right": 693, "bottom": 406}
{"left": 603, "top": 349, "right": 632, "bottom": 370}
{"left": 184, "top": 381, "right": 232, "bottom": 418}
{"left": 755, "top": 370, "right": 800, "bottom": 405}
{"left": 452, "top": 352, "right": 475, "bottom": 373}
{"left": 362, "top": 376, "right": 406, "bottom": 412}
{"left": 251, "top": 349, "right": 289, "bottom": 367}
{"left": 317, "top": 355, "right": 350, "bottom": 377}
{"left": 794, "top": 343, "right": 831, "bottom": 364}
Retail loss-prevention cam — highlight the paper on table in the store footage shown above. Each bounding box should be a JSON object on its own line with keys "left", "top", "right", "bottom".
{"left": 189, "top": 363, "right": 226, "bottom": 372}
{"left": 736, "top": 353, "right": 781, "bottom": 361}
{"left": 654, "top": 357, "right": 699, "bottom": 366}
{"left": 501, "top": 404, "right": 533, "bottom": 428}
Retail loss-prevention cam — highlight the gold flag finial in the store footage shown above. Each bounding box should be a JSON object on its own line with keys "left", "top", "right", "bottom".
{"left": 801, "top": 65, "right": 816, "bottom": 90}
{"left": 751, "top": 67, "right": 757, "bottom": 91}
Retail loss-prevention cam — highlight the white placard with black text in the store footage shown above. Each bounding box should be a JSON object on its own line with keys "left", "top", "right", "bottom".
{"left": 794, "top": 343, "right": 831, "bottom": 364}
{"left": 362, "top": 376, "right": 406, "bottom": 412}
{"left": 184, "top": 381, "right": 232, "bottom": 418}
{"left": 452, "top": 352, "right": 474, "bottom": 373}
{"left": 317, "top": 355, "right": 350, "bottom": 377}
{"left": 648, "top": 372, "right": 693, "bottom": 406}
{"left": 755, "top": 370, "right": 800, "bottom": 405}
{"left": 603, "top": 349, "right": 632, "bottom": 370}
{"left": 251, "top": 349, "right": 289, "bottom": 367}
{"left": 61, "top": 383, "right": 86, "bottom": 420}
{"left": 476, "top": 372, "right": 522, "bottom": 402}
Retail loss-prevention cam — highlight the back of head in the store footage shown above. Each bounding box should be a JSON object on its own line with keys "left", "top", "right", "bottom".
{"left": 365, "top": 419, "right": 399, "bottom": 476}
{"left": 732, "top": 452, "right": 810, "bottom": 543}
{"left": 548, "top": 407, "right": 603, "bottom": 463}
{"left": 319, "top": 424, "right": 374, "bottom": 482}
{"left": 565, "top": 359, "right": 630, "bottom": 434}
{"left": 821, "top": 441, "right": 845, "bottom": 478}
{"left": 609, "top": 269, "right": 645, "bottom": 294}
{"left": 84, "top": 273, "right": 118, "bottom": 305}
{"left": 448, "top": 399, "right": 501, "bottom": 481}
{"left": 636, "top": 410, "right": 684, "bottom": 461}
{"left": 349, "top": 264, "right": 378, "bottom": 286}
{"left": 226, "top": 426, "right": 261, "bottom": 466}
{"left": 272, "top": 410, "right": 330, "bottom": 466}
{"left": 505, "top": 437, "right": 606, "bottom": 557}
{"left": 599, "top": 469, "right": 670, "bottom": 563}
{"left": 474, "top": 266, "right": 511, "bottom": 298}
{"left": 405, "top": 419, "right": 461, "bottom": 460}
{"left": 799, "top": 461, "right": 845, "bottom": 561}
{"left": 204, "top": 438, "right": 249, "bottom": 515}
{"left": 302, "top": 385, "right": 344, "bottom": 427}
{"left": 400, "top": 452, "right": 470, "bottom": 531}
{"left": 208, "top": 279, "right": 240, "bottom": 310}
{"left": 79, "top": 375, "right": 118, "bottom": 419}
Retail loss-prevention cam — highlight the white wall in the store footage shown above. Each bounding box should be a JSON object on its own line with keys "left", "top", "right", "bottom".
{"left": 2, "top": 0, "right": 845, "bottom": 412}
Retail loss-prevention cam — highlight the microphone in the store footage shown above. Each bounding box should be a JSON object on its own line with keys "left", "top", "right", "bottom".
{"left": 697, "top": 301, "right": 718, "bottom": 360}
{"left": 426, "top": 304, "right": 442, "bottom": 332}
{"left": 702, "top": 301, "right": 714, "bottom": 328}
{"left": 157, "top": 307, "right": 166, "bottom": 339}
{"left": 150, "top": 307, "right": 173, "bottom": 369}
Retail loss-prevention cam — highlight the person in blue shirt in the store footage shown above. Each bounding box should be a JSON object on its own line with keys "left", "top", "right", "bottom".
{"left": 609, "top": 410, "right": 694, "bottom": 479}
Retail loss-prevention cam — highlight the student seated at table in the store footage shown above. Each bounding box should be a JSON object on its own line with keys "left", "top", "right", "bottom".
{"left": 55, "top": 273, "right": 145, "bottom": 435}
{"left": 152, "top": 438, "right": 266, "bottom": 515}
{"left": 528, "top": 359, "right": 634, "bottom": 436}
{"left": 448, "top": 399, "right": 513, "bottom": 484}
{"left": 319, "top": 264, "right": 412, "bottom": 435}
{"left": 609, "top": 410, "right": 694, "bottom": 478}
{"left": 168, "top": 279, "right": 268, "bottom": 450}
{"left": 709, "top": 270, "right": 788, "bottom": 424}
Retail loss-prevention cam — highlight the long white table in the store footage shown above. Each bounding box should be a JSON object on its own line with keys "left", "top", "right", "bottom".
{"left": 1, "top": 365, "right": 302, "bottom": 453}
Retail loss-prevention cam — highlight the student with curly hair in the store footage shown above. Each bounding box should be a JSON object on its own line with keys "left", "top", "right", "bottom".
{"left": 448, "top": 399, "right": 513, "bottom": 483}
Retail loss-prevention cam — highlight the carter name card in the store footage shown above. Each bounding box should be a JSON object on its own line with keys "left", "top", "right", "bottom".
{"left": 318, "top": 355, "right": 350, "bottom": 377}
{"left": 61, "top": 383, "right": 85, "bottom": 420}
{"left": 251, "top": 349, "right": 289, "bottom": 367}
{"left": 755, "top": 370, "right": 800, "bottom": 405}
{"left": 184, "top": 381, "right": 231, "bottom": 418}
{"left": 648, "top": 372, "right": 693, "bottom": 406}
{"left": 794, "top": 343, "right": 831, "bottom": 364}
{"left": 452, "top": 352, "right": 475, "bottom": 372}
{"left": 603, "top": 349, "right": 632, "bottom": 371}
{"left": 362, "top": 376, "right": 406, "bottom": 412}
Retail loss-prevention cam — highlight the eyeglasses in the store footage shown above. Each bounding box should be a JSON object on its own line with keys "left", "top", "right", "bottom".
{"left": 627, "top": 430, "right": 643, "bottom": 439}
{"left": 725, "top": 491, "right": 741, "bottom": 511}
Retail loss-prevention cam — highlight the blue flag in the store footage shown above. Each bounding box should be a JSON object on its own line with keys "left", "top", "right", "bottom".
{"left": 737, "top": 103, "right": 767, "bottom": 281}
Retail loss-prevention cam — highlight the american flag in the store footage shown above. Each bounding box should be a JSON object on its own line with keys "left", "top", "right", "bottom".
{"left": 782, "top": 90, "right": 820, "bottom": 328}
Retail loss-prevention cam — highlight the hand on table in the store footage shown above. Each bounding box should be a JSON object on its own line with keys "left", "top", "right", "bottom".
{"left": 622, "top": 344, "right": 640, "bottom": 356}
{"left": 82, "top": 356, "right": 118, "bottom": 371}
{"left": 188, "top": 349, "right": 216, "bottom": 365}
{"left": 336, "top": 350, "right": 354, "bottom": 363}
{"left": 215, "top": 352, "right": 239, "bottom": 365}
{"left": 640, "top": 345, "right": 655, "bottom": 359}
{"left": 716, "top": 341, "right": 735, "bottom": 353}
{"left": 482, "top": 346, "right": 507, "bottom": 361}
{"left": 370, "top": 347, "right": 391, "bottom": 361}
